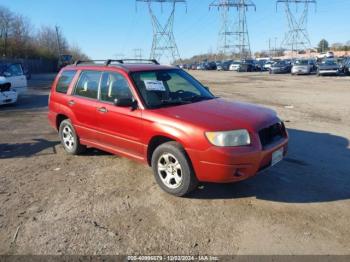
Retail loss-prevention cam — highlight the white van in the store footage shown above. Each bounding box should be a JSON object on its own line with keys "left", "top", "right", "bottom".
{"left": 0, "top": 63, "right": 27, "bottom": 95}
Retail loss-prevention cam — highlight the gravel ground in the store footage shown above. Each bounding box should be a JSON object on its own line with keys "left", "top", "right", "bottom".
{"left": 0, "top": 71, "right": 349, "bottom": 255}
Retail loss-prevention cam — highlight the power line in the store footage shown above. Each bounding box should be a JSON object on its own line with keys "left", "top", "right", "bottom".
{"left": 136, "top": 0, "right": 186, "bottom": 63}
{"left": 210, "top": 0, "right": 256, "bottom": 59}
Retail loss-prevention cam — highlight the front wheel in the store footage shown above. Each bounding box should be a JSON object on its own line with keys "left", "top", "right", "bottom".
{"left": 59, "top": 119, "right": 86, "bottom": 155}
{"left": 151, "top": 142, "right": 198, "bottom": 197}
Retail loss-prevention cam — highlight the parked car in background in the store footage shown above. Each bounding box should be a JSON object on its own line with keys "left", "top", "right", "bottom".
{"left": 263, "top": 60, "right": 275, "bottom": 71}
{"left": 196, "top": 63, "right": 206, "bottom": 70}
{"left": 0, "top": 77, "right": 18, "bottom": 105}
{"left": 216, "top": 61, "right": 223, "bottom": 71}
{"left": 58, "top": 54, "right": 73, "bottom": 71}
{"left": 339, "top": 57, "right": 350, "bottom": 75}
{"left": 219, "top": 60, "right": 233, "bottom": 71}
{"left": 269, "top": 60, "right": 292, "bottom": 74}
{"left": 48, "top": 59, "right": 288, "bottom": 196}
{"left": 0, "top": 62, "right": 27, "bottom": 95}
{"left": 291, "top": 59, "right": 317, "bottom": 75}
{"left": 238, "top": 59, "right": 257, "bottom": 72}
{"left": 317, "top": 59, "right": 340, "bottom": 76}
{"left": 229, "top": 61, "right": 241, "bottom": 71}
{"left": 255, "top": 60, "right": 266, "bottom": 72}
{"left": 204, "top": 61, "right": 217, "bottom": 70}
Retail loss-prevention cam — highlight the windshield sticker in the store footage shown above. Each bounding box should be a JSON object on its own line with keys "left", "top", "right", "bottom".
{"left": 144, "top": 80, "right": 166, "bottom": 91}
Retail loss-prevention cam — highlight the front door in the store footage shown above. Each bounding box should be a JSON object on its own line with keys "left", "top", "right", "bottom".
{"left": 96, "top": 71, "right": 143, "bottom": 159}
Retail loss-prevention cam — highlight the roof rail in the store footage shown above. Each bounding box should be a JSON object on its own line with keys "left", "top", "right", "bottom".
{"left": 113, "top": 59, "right": 160, "bottom": 65}
{"left": 74, "top": 60, "right": 108, "bottom": 66}
{"left": 74, "top": 59, "right": 160, "bottom": 66}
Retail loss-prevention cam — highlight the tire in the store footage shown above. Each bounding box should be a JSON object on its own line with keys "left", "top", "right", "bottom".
{"left": 59, "top": 119, "right": 86, "bottom": 155}
{"left": 151, "top": 141, "right": 198, "bottom": 197}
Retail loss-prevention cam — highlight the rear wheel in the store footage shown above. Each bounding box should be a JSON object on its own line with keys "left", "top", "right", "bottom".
{"left": 151, "top": 142, "right": 198, "bottom": 197}
{"left": 59, "top": 119, "right": 86, "bottom": 155}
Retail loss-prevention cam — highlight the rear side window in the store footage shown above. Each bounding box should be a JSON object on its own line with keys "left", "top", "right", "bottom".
{"left": 56, "top": 70, "right": 76, "bottom": 94}
{"left": 74, "top": 71, "right": 102, "bottom": 99}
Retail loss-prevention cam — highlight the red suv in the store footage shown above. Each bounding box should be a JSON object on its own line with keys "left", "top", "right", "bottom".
{"left": 48, "top": 59, "right": 288, "bottom": 196}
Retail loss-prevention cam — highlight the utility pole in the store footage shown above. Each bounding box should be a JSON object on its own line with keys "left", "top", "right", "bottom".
{"left": 210, "top": 0, "right": 256, "bottom": 60}
{"left": 274, "top": 37, "right": 278, "bottom": 57}
{"left": 55, "top": 25, "right": 62, "bottom": 58}
{"left": 269, "top": 38, "right": 271, "bottom": 57}
{"left": 136, "top": 0, "right": 186, "bottom": 64}
{"left": 277, "top": 0, "right": 316, "bottom": 57}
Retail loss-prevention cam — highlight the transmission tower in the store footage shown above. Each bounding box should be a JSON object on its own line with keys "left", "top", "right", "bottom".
{"left": 210, "top": 0, "right": 256, "bottom": 59}
{"left": 136, "top": 0, "right": 186, "bottom": 63}
{"left": 277, "top": 0, "right": 316, "bottom": 55}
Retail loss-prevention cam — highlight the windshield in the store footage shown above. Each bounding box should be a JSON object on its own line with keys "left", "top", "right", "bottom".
{"left": 295, "top": 60, "right": 309, "bottom": 65}
{"left": 131, "top": 69, "right": 215, "bottom": 109}
{"left": 322, "top": 60, "right": 337, "bottom": 66}
{"left": 274, "top": 61, "right": 287, "bottom": 66}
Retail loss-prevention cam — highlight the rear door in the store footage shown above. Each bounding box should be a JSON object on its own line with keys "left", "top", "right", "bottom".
{"left": 96, "top": 71, "right": 143, "bottom": 158}
{"left": 70, "top": 70, "right": 102, "bottom": 142}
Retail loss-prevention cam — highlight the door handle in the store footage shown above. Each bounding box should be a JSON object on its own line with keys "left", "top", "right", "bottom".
{"left": 97, "top": 107, "right": 108, "bottom": 113}
{"left": 68, "top": 100, "right": 75, "bottom": 106}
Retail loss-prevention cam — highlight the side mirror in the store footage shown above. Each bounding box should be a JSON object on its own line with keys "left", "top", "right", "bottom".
{"left": 3, "top": 72, "right": 11, "bottom": 77}
{"left": 114, "top": 98, "right": 137, "bottom": 109}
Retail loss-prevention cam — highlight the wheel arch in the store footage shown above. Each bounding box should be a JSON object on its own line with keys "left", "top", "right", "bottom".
{"left": 146, "top": 135, "right": 194, "bottom": 167}
{"left": 56, "top": 114, "right": 69, "bottom": 130}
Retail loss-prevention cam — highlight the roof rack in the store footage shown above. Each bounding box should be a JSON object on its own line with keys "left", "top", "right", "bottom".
{"left": 73, "top": 59, "right": 160, "bottom": 66}
{"left": 111, "top": 59, "right": 160, "bottom": 65}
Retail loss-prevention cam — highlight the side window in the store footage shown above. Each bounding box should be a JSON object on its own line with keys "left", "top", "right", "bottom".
{"left": 56, "top": 70, "right": 76, "bottom": 94}
{"left": 6, "top": 64, "right": 24, "bottom": 76}
{"left": 74, "top": 71, "right": 102, "bottom": 99}
{"left": 100, "top": 72, "right": 133, "bottom": 102}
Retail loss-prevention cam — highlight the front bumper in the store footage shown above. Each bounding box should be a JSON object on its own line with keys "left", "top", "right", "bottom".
{"left": 0, "top": 91, "right": 18, "bottom": 105}
{"left": 187, "top": 137, "right": 288, "bottom": 183}
{"left": 292, "top": 68, "right": 310, "bottom": 74}
{"left": 271, "top": 68, "right": 290, "bottom": 74}
{"left": 319, "top": 70, "right": 339, "bottom": 75}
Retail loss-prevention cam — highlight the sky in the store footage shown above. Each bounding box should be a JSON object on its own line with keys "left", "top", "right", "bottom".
{"left": 1, "top": 0, "right": 350, "bottom": 63}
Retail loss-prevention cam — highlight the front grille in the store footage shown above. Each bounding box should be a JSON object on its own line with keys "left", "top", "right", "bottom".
{"left": 259, "top": 122, "right": 285, "bottom": 148}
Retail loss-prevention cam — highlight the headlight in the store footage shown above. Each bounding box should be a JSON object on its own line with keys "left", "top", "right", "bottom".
{"left": 205, "top": 129, "right": 251, "bottom": 147}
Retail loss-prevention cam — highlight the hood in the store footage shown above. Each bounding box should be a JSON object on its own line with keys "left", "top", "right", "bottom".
{"left": 293, "top": 65, "right": 309, "bottom": 69}
{"left": 152, "top": 98, "right": 279, "bottom": 132}
{"left": 318, "top": 64, "right": 339, "bottom": 70}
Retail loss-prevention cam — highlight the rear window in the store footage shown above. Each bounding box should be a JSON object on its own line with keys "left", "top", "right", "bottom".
{"left": 56, "top": 70, "right": 76, "bottom": 94}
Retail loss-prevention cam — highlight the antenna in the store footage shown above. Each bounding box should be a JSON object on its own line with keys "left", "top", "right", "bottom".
{"left": 277, "top": 0, "right": 317, "bottom": 56}
{"left": 136, "top": 0, "right": 186, "bottom": 63}
{"left": 210, "top": 0, "right": 256, "bottom": 59}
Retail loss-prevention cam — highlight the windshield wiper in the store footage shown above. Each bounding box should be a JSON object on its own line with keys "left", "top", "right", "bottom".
{"left": 159, "top": 99, "right": 192, "bottom": 107}
{"left": 184, "top": 95, "right": 214, "bottom": 102}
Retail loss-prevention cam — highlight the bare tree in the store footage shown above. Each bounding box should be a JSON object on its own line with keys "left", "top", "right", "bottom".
{"left": 0, "top": 6, "right": 13, "bottom": 57}
{"left": 0, "top": 4, "right": 87, "bottom": 61}
{"left": 9, "top": 15, "right": 31, "bottom": 58}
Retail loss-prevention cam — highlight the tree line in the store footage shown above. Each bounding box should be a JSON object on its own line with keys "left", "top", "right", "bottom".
{"left": 0, "top": 5, "right": 88, "bottom": 61}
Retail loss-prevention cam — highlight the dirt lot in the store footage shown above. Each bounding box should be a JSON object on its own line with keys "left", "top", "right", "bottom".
{"left": 0, "top": 71, "right": 349, "bottom": 255}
